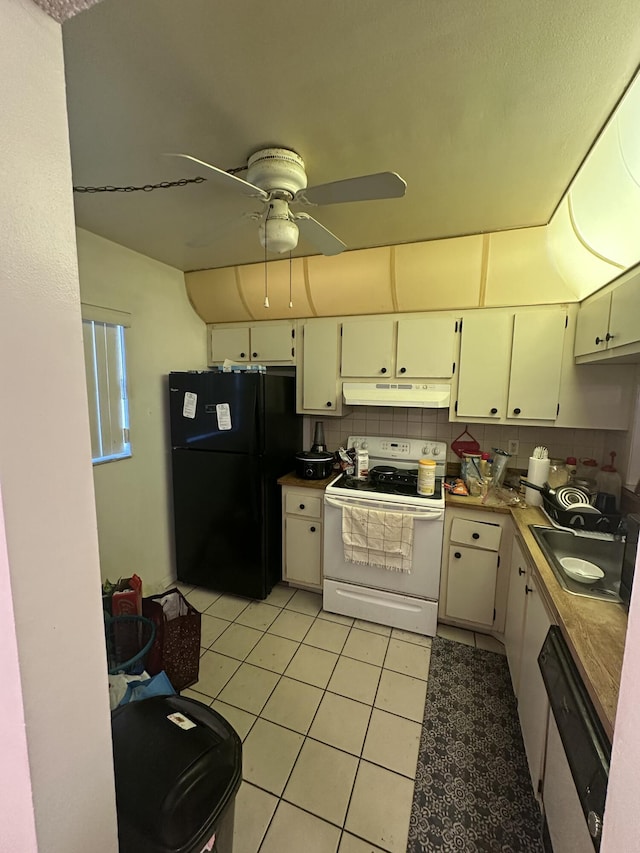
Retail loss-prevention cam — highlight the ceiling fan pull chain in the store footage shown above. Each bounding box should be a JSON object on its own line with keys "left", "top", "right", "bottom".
{"left": 289, "top": 252, "right": 293, "bottom": 308}
{"left": 263, "top": 234, "right": 269, "bottom": 308}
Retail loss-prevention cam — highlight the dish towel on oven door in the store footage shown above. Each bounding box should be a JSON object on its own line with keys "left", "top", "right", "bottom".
{"left": 341, "top": 505, "right": 414, "bottom": 572}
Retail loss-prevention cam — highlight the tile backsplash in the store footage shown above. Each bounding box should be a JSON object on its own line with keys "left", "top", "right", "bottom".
{"left": 304, "top": 408, "right": 628, "bottom": 474}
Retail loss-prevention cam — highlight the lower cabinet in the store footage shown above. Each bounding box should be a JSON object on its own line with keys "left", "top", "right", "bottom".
{"left": 517, "top": 573, "right": 552, "bottom": 795}
{"left": 505, "top": 532, "right": 554, "bottom": 798}
{"left": 439, "top": 509, "right": 512, "bottom": 632}
{"left": 504, "top": 537, "right": 529, "bottom": 695}
{"left": 281, "top": 487, "right": 323, "bottom": 590}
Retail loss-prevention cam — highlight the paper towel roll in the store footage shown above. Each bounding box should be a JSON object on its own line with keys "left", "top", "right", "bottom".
{"left": 525, "top": 457, "right": 550, "bottom": 506}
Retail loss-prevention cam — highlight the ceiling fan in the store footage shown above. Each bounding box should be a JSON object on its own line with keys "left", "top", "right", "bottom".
{"left": 166, "top": 147, "right": 407, "bottom": 256}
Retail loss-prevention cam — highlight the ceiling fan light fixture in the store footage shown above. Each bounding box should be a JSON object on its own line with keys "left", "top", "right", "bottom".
{"left": 259, "top": 198, "right": 299, "bottom": 253}
{"left": 259, "top": 216, "right": 299, "bottom": 253}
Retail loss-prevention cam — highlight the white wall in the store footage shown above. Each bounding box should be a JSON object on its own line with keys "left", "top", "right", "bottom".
{"left": 76, "top": 228, "right": 208, "bottom": 591}
{"left": 0, "top": 1, "right": 118, "bottom": 850}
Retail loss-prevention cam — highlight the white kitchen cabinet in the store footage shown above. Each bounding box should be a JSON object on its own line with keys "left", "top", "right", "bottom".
{"left": 504, "top": 536, "right": 529, "bottom": 696}
{"left": 210, "top": 326, "right": 250, "bottom": 363}
{"left": 517, "top": 573, "right": 553, "bottom": 796}
{"left": 439, "top": 510, "right": 512, "bottom": 632}
{"left": 574, "top": 291, "right": 611, "bottom": 357}
{"left": 455, "top": 311, "right": 513, "bottom": 419}
{"left": 446, "top": 545, "right": 499, "bottom": 626}
{"left": 455, "top": 306, "right": 567, "bottom": 422}
{"left": 395, "top": 315, "right": 459, "bottom": 378}
{"left": 575, "top": 267, "right": 640, "bottom": 363}
{"left": 209, "top": 320, "right": 296, "bottom": 365}
{"left": 556, "top": 304, "right": 635, "bottom": 430}
{"left": 281, "top": 487, "right": 323, "bottom": 590}
{"left": 341, "top": 318, "right": 395, "bottom": 377}
{"left": 297, "top": 318, "right": 345, "bottom": 416}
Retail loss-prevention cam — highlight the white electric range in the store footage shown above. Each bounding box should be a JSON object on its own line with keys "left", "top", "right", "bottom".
{"left": 323, "top": 435, "right": 447, "bottom": 635}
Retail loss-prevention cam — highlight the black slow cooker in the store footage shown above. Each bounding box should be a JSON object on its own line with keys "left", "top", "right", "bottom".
{"left": 295, "top": 450, "right": 334, "bottom": 480}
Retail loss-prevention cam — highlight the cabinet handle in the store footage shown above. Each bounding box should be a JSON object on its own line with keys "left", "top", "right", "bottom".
{"left": 525, "top": 584, "right": 533, "bottom": 595}
{"left": 595, "top": 336, "right": 602, "bottom": 345}
{"left": 240, "top": 352, "right": 246, "bottom": 358}
{"left": 513, "top": 407, "right": 521, "bottom": 415}
{"left": 326, "top": 401, "right": 332, "bottom": 407}
{"left": 490, "top": 407, "right": 498, "bottom": 415}
{"left": 399, "top": 367, "right": 407, "bottom": 374}
{"left": 472, "top": 532, "right": 480, "bottom": 540}
{"left": 518, "top": 567, "right": 525, "bottom": 576}
{"left": 310, "top": 526, "right": 316, "bottom": 532}
{"left": 299, "top": 503, "right": 305, "bottom": 510}
{"left": 380, "top": 367, "right": 387, "bottom": 374}
{"left": 252, "top": 352, "right": 258, "bottom": 358}
{"left": 454, "top": 551, "right": 462, "bottom": 559}
{"left": 606, "top": 333, "right": 614, "bottom": 342}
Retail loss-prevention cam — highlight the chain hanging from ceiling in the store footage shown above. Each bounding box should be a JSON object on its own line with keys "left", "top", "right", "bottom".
{"left": 73, "top": 176, "right": 207, "bottom": 193}
{"left": 73, "top": 164, "right": 247, "bottom": 194}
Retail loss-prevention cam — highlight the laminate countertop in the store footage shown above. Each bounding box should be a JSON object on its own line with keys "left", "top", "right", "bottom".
{"left": 511, "top": 507, "right": 626, "bottom": 740}
{"left": 277, "top": 471, "right": 339, "bottom": 490}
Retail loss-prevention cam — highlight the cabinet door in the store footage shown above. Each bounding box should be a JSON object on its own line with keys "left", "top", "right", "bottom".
{"left": 456, "top": 312, "right": 513, "bottom": 418}
{"left": 574, "top": 293, "right": 610, "bottom": 357}
{"left": 517, "top": 576, "right": 552, "bottom": 793}
{"left": 250, "top": 322, "right": 294, "bottom": 362}
{"left": 395, "top": 316, "right": 458, "bottom": 378}
{"left": 608, "top": 273, "right": 640, "bottom": 350}
{"left": 301, "top": 319, "right": 341, "bottom": 412}
{"left": 341, "top": 319, "right": 394, "bottom": 377}
{"left": 504, "top": 538, "right": 528, "bottom": 697}
{"left": 446, "top": 545, "right": 498, "bottom": 627}
{"left": 507, "top": 308, "right": 566, "bottom": 420}
{"left": 210, "top": 327, "right": 250, "bottom": 363}
{"left": 284, "top": 516, "right": 322, "bottom": 588}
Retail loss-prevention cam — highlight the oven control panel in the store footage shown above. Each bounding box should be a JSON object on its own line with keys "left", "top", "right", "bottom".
{"left": 347, "top": 436, "right": 448, "bottom": 467}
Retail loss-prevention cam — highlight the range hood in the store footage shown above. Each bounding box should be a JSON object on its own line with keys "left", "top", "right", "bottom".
{"left": 342, "top": 382, "right": 451, "bottom": 408}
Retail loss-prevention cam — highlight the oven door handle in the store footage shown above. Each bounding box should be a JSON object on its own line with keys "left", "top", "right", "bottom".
{"left": 324, "top": 494, "right": 444, "bottom": 520}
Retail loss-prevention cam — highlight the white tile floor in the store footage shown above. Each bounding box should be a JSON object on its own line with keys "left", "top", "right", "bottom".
{"left": 179, "top": 583, "right": 504, "bottom": 853}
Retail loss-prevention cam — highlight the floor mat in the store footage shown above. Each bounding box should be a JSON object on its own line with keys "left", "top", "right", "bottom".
{"left": 407, "top": 637, "right": 544, "bottom": 853}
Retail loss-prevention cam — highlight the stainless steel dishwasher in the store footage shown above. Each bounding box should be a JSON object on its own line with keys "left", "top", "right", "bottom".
{"left": 538, "top": 626, "right": 611, "bottom": 852}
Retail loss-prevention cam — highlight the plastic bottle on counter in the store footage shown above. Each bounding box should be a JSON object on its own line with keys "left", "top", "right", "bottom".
{"left": 565, "top": 456, "right": 577, "bottom": 481}
{"left": 596, "top": 452, "right": 622, "bottom": 511}
{"left": 417, "top": 459, "right": 436, "bottom": 496}
{"left": 479, "top": 452, "right": 491, "bottom": 480}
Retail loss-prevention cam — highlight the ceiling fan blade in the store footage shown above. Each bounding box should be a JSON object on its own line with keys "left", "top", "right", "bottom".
{"left": 294, "top": 212, "right": 346, "bottom": 256}
{"left": 296, "top": 172, "right": 407, "bottom": 206}
{"left": 186, "top": 211, "right": 261, "bottom": 249}
{"left": 164, "top": 153, "right": 269, "bottom": 201}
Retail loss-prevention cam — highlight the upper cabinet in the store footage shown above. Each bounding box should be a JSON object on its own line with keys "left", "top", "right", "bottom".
{"left": 575, "top": 267, "right": 640, "bottom": 363}
{"left": 340, "top": 314, "right": 459, "bottom": 379}
{"left": 455, "top": 307, "right": 567, "bottom": 422}
{"left": 395, "top": 316, "right": 458, "bottom": 378}
{"left": 341, "top": 318, "right": 395, "bottom": 378}
{"left": 209, "top": 320, "right": 296, "bottom": 365}
{"left": 297, "top": 318, "right": 346, "bottom": 416}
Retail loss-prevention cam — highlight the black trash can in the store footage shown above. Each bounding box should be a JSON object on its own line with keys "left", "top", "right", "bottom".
{"left": 111, "top": 695, "right": 242, "bottom": 853}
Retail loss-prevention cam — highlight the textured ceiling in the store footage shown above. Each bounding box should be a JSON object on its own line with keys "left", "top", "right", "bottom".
{"left": 31, "top": 0, "right": 102, "bottom": 23}
{"left": 62, "top": 0, "right": 640, "bottom": 272}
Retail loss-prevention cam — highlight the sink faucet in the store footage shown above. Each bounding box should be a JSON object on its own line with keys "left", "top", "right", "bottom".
{"left": 614, "top": 516, "right": 628, "bottom": 542}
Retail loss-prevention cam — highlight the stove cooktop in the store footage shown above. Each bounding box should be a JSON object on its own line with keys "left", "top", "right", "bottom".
{"left": 330, "top": 468, "right": 443, "bottom": 501}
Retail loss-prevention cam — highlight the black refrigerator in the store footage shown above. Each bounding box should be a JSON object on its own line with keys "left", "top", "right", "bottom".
{"left": 168, "top": 370, "right": 302, "bottom": 599}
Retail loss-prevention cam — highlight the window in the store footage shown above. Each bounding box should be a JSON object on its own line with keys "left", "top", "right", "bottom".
{"left": 82, "top": 305, "right": 131, "bottom": 464}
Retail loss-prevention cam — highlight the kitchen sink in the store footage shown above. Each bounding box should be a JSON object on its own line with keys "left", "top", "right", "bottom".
{"left": 529, "top": 525, "right": 624, "bottom": 603}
